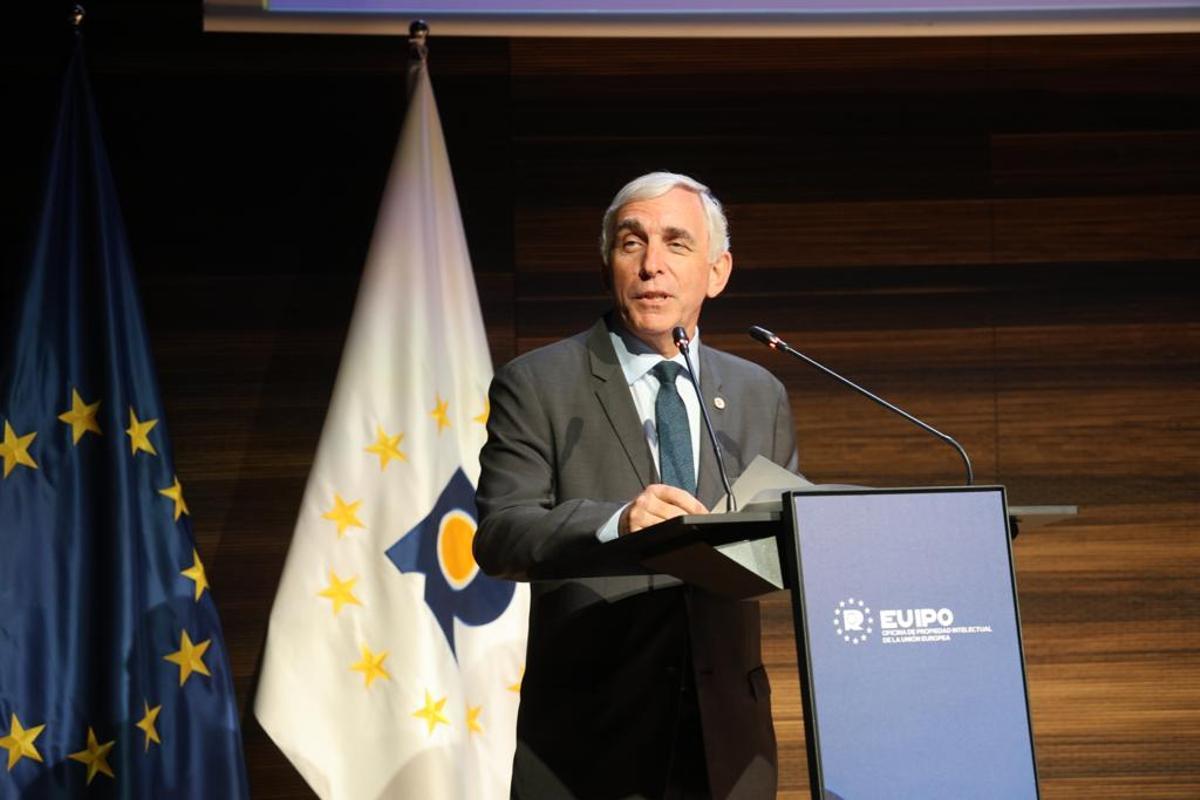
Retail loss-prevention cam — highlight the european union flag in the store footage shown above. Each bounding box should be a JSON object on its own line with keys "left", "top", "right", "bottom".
{"left": 0, "top": 40, "right": 249, "bottom": 798}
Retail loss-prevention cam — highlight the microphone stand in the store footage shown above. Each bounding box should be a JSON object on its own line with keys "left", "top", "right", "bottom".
{"left": 673, "top": 326, "right": 737, "bottom": 512}
{"left": 749, "top": 325, "right": 974, "bottom": 486}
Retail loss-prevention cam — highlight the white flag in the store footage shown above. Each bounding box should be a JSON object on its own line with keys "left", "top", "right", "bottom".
{"left": 255, "top": 53, "right": 529, "bottom": 800}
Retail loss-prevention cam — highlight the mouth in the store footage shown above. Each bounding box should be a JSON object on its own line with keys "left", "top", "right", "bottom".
{"left": 633, "top": 291, "right": 673, "bottom": 302}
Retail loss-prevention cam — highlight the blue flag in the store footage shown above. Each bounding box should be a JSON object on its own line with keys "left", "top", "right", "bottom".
{"left": 0, "top": 41, "right": 249, "bottom": 798}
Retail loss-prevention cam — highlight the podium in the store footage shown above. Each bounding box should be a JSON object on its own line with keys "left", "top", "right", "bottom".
{"left": 570, "top": 486, "right": 1046, "bottom": 800}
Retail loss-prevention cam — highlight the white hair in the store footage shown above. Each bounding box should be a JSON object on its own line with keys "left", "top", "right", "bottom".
{"left": 599, "top": 171, "right": 730, "bottom": 266}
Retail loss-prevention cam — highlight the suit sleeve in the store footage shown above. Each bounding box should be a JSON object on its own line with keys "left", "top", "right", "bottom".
{"left": 772, "top": 377, "right": 800, "bottom": 474}
{"left": 473, "top": 360, "right": 624, "bottom": 581}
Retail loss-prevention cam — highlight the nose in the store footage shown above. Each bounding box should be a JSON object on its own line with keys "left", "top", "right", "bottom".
{"left": 639, "top": 239, "right": 666, "bottom": 279}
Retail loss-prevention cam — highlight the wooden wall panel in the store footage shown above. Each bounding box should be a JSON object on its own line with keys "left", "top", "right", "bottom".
{"left": 502, "top": 32, "right": 1200, "bottom": 800}
{"left": 2, "top": 13, "right": 1198, "bottom": 799}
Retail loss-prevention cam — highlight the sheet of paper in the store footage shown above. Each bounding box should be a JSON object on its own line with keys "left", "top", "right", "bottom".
{"left": 716, "top": 454, "right": 813, "bottom": 511}
{"left": 709, "top": 456, "right": 869, "bottom": 596}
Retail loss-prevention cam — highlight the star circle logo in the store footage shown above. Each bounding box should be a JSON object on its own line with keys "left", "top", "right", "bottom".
{"left": 833, "top": 597, "right": 874, "bottom": 645}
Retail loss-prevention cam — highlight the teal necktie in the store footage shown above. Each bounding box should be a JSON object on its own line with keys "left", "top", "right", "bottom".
{"left": 652, "top": 361, "right": 696, "bottom": 495}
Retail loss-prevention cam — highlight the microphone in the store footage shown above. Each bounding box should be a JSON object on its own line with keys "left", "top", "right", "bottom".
{"left": 748, "top": 325, "right": 974, "bottom": 485}
{"left": 673, "top": 326, "right": 737, "bottom": 512}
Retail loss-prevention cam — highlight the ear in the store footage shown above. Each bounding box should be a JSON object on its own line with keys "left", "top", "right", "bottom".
{"left": 706, "top": 251, "right": 732, "bottom": 299}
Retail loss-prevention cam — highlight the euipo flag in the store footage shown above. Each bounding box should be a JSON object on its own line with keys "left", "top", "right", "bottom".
{"left": 254, "top": 51, "right": 529, "bottom": 799}
{"left": 0, "top": 43, "right": 249, "bottom": 797}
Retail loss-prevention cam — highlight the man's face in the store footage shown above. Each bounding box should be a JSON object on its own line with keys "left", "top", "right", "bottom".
{"left": 606, "top": 186, "right": 731, "bottom": 356}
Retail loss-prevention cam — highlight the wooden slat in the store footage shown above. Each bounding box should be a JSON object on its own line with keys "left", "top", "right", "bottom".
{"left": 991, "top": 131, "right": 1200, "bottom": 195}
{"left": 516, "top": 200, "right": 995, "bottom": 272}
{"left": 993, "top": 195, "right": 1200, "bottom": 263}
{"left": 987, "top": 35, "right": 1200, "bottom": 95}
{"left": 514, "top": 194, "right": 1200, "bottom": 275}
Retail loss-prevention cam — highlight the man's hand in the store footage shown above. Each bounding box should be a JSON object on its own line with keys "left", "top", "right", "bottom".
{"left": 618, "top": 484, "right": 708, "bottom": 536}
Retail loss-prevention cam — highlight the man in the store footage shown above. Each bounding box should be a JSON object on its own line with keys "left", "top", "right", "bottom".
{"left": 475, "top": 172, "right": 798, "bottom": 800}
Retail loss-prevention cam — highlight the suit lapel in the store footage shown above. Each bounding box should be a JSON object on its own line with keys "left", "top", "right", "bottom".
{"left": 587, "top": 318, "right": 656, "bottom": 489}
{"left": 696, "top": 343, "right": 727, "bottom": 509}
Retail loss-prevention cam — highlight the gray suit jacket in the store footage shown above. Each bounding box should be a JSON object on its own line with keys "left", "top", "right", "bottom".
{"left": 475, "top": 316, "right": 798, "bottom": 800}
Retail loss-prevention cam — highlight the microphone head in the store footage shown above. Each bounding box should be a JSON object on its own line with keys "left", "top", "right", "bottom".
{"left": 672, "top": 326, "right": 689, "bottom": 350}
{"left": 748, "top": 325, "right": 782, "bottom": 349}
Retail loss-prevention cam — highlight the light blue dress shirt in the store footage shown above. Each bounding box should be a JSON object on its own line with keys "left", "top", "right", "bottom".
{"left": 596, "top": 326, "right": 702, "bottom": 542}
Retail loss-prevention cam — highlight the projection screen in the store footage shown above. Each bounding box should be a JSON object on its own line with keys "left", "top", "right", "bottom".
{"left": 204, "top": 0, "right": 1200, "bottom": 36}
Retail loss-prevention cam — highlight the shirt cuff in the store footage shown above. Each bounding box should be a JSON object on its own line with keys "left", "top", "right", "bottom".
{"left": 596, "top": 504, "right": 628, "bottom": 543}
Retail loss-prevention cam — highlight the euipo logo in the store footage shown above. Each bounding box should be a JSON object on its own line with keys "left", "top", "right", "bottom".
{"left": 878, "top": 605, "right": 996, "bottom": 645}
{"left": 833, "top": 597, "right": 874, "bottom": 645}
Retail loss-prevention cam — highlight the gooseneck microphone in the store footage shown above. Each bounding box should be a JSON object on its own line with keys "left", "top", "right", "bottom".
{"left": 673, "top": 326, "right": 737, "bottom": 512}
{"left": 748, "top": 325, "right": 974, "bottom": 486}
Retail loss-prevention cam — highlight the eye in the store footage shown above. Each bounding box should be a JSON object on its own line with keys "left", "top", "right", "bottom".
{"left": 620, "top": 238, "right": 643, "bottom": 252}
{"left": 668, "top": 240, "right": 692, "bottom": 252}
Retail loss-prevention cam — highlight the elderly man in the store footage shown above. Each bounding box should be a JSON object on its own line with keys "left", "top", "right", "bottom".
{"left": 475, "top": 172, "right": 798, "bottom": 800}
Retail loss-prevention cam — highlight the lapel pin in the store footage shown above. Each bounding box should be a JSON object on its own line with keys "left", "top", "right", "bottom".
{"left": 713, "top": 396, "right": 726, "bottom": 410}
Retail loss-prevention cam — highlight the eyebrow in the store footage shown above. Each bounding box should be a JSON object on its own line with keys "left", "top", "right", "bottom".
{"left": 615, "top": 219, "right": 647, "bottom": 239}
{"left": 661, "top": 226, "right": 696, "bottom": 245}
{"left": 615, "top": 220, "right": 696, "bottom": 245}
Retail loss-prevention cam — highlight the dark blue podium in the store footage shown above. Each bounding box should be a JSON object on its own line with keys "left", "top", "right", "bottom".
{"left": 567, "top": 485, "right": 1044, "bottom": 800}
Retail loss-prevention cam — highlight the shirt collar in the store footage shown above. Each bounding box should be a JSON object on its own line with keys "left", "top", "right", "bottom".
{"left": 608, "top": 319, "right": 700, "bottom": 387}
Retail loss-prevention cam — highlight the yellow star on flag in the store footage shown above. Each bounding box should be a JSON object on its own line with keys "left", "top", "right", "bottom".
{"left": 0, "top": 421, "right": 38, "bottom": 479}
{"left": 317, "top": 570, "right": 362, "bottom": 615}
{"left": 68, "top": 727, "right": 115, "bottom": 785}
{"left": 466, "top": 705, "right": 483, "bottom": 735}
{"left": 473, "top": 398, "right": 490, "bottom": 426}
{"left": 136, "top": 702, "right": 162, "bottom": 752}
{"left": 163, "top": 630, "right": 212, "bottom": 686}
{"left": 158, "top": 475, "right": 189, "bottom": 521}
{"left": 413, "top": 690, "right": 450, "bottom": 735}
{"left": 0, "top": 713, "right": 45, "bottom": 771}
{"left": 364, "top": 425, "right": 406, "bottom": 471}
{"left": 125, "top": 408, "right": 158, "bottom": 457}
{"left": 507, "top": 665, "right": 524, "bottom": 694}
{"left": 322, "top": 493, "right": 365, "bottom": 538}
{"left": 350, "top": 643, "right": 391, "bottom": 688}
{"left": 430, "top": 394, "right": 451, "bottom": 433}
{"left": 58, "top": 389, "right": 102, "bottom": 445}
{"left": 181, "top": 549, "right": 209, "bottom": 601}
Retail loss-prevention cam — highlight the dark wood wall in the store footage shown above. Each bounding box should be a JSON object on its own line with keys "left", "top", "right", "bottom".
{"left": 3, "top": 4, "right": 1198, "bottom": 797}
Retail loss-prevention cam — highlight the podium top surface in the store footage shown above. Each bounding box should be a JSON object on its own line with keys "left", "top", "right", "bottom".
{"left": 530, "top": 488, "right": 1078, "bottom": 582}
{"left": 547, "top": 510, "right": 781, "bottom": 579}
